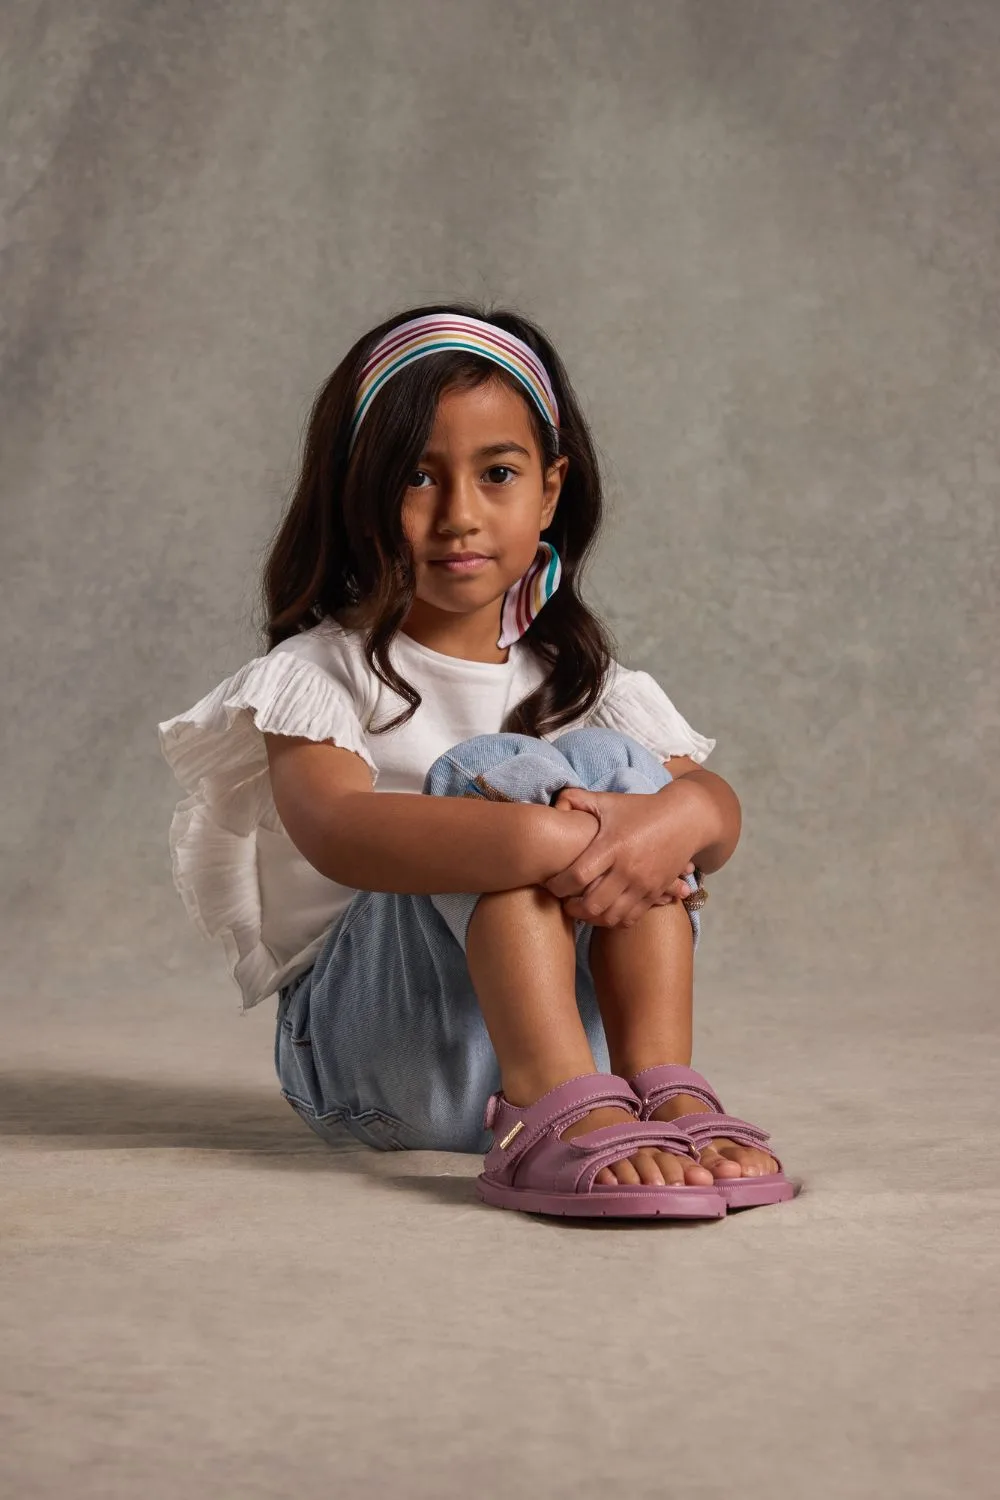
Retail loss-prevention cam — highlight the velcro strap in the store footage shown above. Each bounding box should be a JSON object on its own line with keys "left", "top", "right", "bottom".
{"left": 671, "top": 1111, "right": 773, "bottom": 1152}
{"left": 568, "top": 1123, "right": 699, "bottom": 1194}
{"left": 484, "top": 1077, "right": 641, "bottom": 1176}
{"left": 631, "top": 1064, "right": 723, "bottom": 1115}
{"left": 566, "top": 1121, "right": 700, "bottom": 1163}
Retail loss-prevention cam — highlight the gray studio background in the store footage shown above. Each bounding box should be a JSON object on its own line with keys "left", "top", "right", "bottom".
{"left": 3, "top": 4, "right": 997, "bottom": 1499}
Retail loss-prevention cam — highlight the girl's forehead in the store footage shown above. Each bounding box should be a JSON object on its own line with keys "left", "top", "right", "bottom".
{"left": 427, "top": 381, "right": 537, "bottom": 444}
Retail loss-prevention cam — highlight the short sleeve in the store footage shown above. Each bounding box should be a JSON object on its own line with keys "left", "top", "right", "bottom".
{"left": 155, "top": 639, "right": 379, "bottom": 1011}
{"left": 589, "top": 661, "right": 716, "bottom": 765}
{"left": 157, "top": 646, "right": 379, "bottom": 825}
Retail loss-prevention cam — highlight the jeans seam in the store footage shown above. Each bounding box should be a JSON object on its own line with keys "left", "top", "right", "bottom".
{"left": 461, "top": 773, "right": 516, "bottom": 802}
{"left": 435, "top": 750, "right": 518, "bottom": 802}
{"left": 279, "top": 1015, "right": 311, "bottom": 1044}
{"left": 284, "top": 1089, "right": 413, "bottom": 1142}
{"left": 282, "top": 1086, "right": 334, "bottom": 1117}
{"left": 349, "top": 1108, "right": 422, "bottom": 1150}
{"left": 322, "top": 889, "right": 377, "bottom": 948}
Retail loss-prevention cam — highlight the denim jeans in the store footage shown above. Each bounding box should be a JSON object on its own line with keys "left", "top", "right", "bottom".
{"left": 274, "top": 727, "right": 701, "bottom": 1155}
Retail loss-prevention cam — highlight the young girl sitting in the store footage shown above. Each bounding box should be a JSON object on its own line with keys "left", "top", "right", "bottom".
{"left": 158, "top": 301, "right": 793, "bottom": 1220}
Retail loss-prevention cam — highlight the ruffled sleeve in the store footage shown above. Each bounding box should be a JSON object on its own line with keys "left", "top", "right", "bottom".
{"left": 158, "top": 649, "right": 378, "bottom": 817}
{"left": 590, "top": 661, "right": 716, "bottom": 765}
{"left": 156, "top": 648, "right": 378, "bottom": 1008}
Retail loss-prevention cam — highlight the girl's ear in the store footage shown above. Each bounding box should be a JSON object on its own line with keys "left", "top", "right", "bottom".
{"left": 541, "top": 454, "right": 569, "bottom": 528}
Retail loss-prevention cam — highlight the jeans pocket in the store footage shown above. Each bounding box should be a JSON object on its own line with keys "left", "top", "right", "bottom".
{"left": 279, "top": 978, "right": 312, "bottom": 1047}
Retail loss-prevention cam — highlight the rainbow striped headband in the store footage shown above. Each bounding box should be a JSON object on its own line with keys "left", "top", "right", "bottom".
{"left": 349, "top": 313, "right": 560, "bottom": 453}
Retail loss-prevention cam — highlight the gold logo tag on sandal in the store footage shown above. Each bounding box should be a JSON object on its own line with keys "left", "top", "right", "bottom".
{"left": 499, "top": 1120, "right": 525, "bottom": 1150}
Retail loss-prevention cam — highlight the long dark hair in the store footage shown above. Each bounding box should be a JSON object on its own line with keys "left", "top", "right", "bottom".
{"left": 255, "top": 299, "right": 618, "bottom": 737}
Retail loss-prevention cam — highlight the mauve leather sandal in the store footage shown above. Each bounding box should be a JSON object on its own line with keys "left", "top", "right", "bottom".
{"left": 629, "top": 1064, "right": 795, "bottom": 1209}
{"left": 476, "top": 1072, "right": 725, "bottom": 1219}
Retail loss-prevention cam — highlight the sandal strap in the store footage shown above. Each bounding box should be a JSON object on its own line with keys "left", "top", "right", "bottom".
{"left": 671, "top": 1110, "right": 781, "bottom": 1168}
{"left": 482, "top": 1073, "right": 641, "bottom": 1176}
{"left": 629, "top": 1064, "right": 723, "bottom": 1115}
{"left": 561, "top": 1122, "right": 701, "bottom": 1195}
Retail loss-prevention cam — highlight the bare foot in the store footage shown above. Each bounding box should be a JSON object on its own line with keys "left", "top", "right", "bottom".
{"left": 559, "top": 1106, "right": 716, "bottom": 1188}
{"left": 650, "top": 1093, "right": 779, "bottom": 1179}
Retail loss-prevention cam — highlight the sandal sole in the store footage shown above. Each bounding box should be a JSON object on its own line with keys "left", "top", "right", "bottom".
{"left": 477, "top": 1175, "right": 725, "bottom": 1219}
{"left": 711, "top": 1174, "right": 796, "bottom": 1209}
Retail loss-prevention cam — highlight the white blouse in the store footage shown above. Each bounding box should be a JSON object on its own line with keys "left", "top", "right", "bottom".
{"left": 157, "top": 618, "right": 716, "bottom": 1011}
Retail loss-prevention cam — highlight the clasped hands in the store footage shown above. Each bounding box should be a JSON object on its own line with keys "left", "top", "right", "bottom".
{"left": 542, "top": 782, "right": 710, "bottom": 931}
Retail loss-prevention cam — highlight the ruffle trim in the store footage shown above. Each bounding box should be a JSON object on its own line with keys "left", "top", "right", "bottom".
{"left": 591, "top": 667, "right": 716, "bottom": 765}
{"left": 158, "top": 651, "right": 378, "bottom": 819}
{"left": 167, "top": 791, "right": 331, "bottom": 1010}
{"left": 158, "top": 651, "right": 377, "bottom": 1011}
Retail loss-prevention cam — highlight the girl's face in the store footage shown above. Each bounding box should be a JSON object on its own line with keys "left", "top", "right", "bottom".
{"left": 400, "top": 379, "right": 568, "bottom": 655}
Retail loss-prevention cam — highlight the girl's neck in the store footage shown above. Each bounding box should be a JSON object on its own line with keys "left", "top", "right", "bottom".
{"left": 337, "top": 601, "right": 510, "bottom": 666}
{"left": 400, "top": 608, "right": 511, "bottom": 665}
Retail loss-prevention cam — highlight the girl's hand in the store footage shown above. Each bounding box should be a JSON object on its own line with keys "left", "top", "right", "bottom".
{"left": 544, "top": 785, "right": 708, "bottom": 929}
{"left": 651, "top": 866, "right": 699, "bottom": 903}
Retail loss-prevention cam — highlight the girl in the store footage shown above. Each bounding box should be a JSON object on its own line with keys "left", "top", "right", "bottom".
{"left": 158, "top": 301, "right": 793, "bottom": 1220}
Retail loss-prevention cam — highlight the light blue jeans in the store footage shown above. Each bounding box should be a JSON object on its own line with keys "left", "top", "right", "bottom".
{"left": 275, "top": 727, "right": 702, "bottom": 1154}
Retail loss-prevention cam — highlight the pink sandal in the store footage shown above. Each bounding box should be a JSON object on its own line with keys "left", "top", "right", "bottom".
{"left": 629, "top": 1065, "right": 795, "bottom": 1209}
{"left": 476, "top": 1073, "right": 725, "bottom": 1219}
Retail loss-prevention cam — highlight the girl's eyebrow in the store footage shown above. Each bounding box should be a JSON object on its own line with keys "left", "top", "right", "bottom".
{"left": 420, "top": 442, "right": 531, "bottom": 460}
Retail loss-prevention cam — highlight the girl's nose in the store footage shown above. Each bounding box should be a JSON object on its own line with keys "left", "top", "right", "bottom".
{"left": 436, "top": 474, "right": 481, "bottom": 528}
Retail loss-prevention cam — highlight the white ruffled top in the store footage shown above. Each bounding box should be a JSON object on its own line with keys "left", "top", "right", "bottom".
{"left": 157, "top": 618, "right": 715, "bottom": 1011}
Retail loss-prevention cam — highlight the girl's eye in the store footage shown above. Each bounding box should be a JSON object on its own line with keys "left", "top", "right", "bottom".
{"left": 407, "top": 466, "right": 517, "bottom": 488}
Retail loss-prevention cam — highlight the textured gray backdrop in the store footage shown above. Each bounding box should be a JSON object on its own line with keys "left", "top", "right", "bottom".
{"left": 4, "top": 1, "right": 998, "bottom": 1007}
{"left": 2, "top": 4, "right": 997, "bottom": 1498}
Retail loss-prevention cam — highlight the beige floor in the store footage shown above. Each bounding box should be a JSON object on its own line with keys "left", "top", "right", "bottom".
{"left": 2, "top": 974, "right": 996, "bottom": 1499}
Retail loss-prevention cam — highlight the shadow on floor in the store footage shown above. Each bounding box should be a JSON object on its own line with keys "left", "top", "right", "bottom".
{"left": 0, "top": 1069, "right": 723, "bottom": 1228}
{"left": 0, "top": 1067, "right": 327, "bottom": 1151}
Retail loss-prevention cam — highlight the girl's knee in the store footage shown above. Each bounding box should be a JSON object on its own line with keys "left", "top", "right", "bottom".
{"left": 448, "top": 731, "right": 538, "bottom": 759}
{"left": 422, "top": 731, "right": 568, "bottom": 798}
{"left": 552, "top": 725, "right": 661, "bottom": 771}
{"left": 551, "top": 725, "right": 621, "bottom": 753}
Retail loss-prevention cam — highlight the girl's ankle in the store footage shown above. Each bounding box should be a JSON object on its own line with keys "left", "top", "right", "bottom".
{"left": 611, "top": 1054, "right": 692, "bottom": 1081}
{"left": 500, "top": 1061, "right": 598, "bottom": 1109}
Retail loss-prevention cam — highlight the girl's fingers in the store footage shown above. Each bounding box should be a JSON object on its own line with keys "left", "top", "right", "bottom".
{"left": 588, "top": 874, "right": 635, "bottom": 920}
{"left": 605, "top": 892, "right": 659, "bottom": 928}
{"left": 650, "top": 878, "right": 692, "bottom": 906}
{"left": 567, "top": 869, "right": 695, "bottom": 924}
{"left": 564, "top": 881, "right": 625, "bottom": 922}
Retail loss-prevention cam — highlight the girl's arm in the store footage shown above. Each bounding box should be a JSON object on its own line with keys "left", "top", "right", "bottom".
{"left": 265, "top": 734, "right": 599, "bottom": 894}
{"left": 544, "top": 765, "right": 740, "bottom": 921}
{"left": 656, "top": 756, "right": 742, "bottom": 874}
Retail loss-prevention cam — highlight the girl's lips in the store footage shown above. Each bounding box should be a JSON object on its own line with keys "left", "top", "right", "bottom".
{"left": 431, "top": 556, "right": 493, "bottom": 572}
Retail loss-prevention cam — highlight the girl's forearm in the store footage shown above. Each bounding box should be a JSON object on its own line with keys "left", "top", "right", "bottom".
{"left": 656, "top": 770, "right": 742, "bottom": 874}
{"left": 313, "top": 791, "right": 600, "bottom": 894}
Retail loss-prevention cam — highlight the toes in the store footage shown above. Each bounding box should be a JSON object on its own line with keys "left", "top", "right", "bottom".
{"left": 699, "top": 1146, "right": 742, "bottom": 1179}
{"left": 683, "top": 1160, "right": 715, "bottom": 1187}
{"left": 599, "top": 1151, "right": 719, "bottom": 1189}
{"left": 716, "top": 1143, "right": 758, "bottom": 1176}
{"left": 714, "top": 1142, "right": 778, "bottom": 1177}
{"left": 630, "top": 1151, "right": 666, "bottom": 1187}
{"left": 653, "top": 1152, "right": 687, "bottom": 1187}
{"left": 615, "top": 1151, "right": 678, "bottom": 1187}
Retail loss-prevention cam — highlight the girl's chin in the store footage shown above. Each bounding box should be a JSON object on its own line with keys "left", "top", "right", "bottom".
{"left": 413, "top": 583, "right": 504, "bottom": 618}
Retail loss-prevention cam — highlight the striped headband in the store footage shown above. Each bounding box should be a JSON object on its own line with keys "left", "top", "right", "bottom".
{"left": 349, "top": 313, "right": 560, "bottom": 452}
